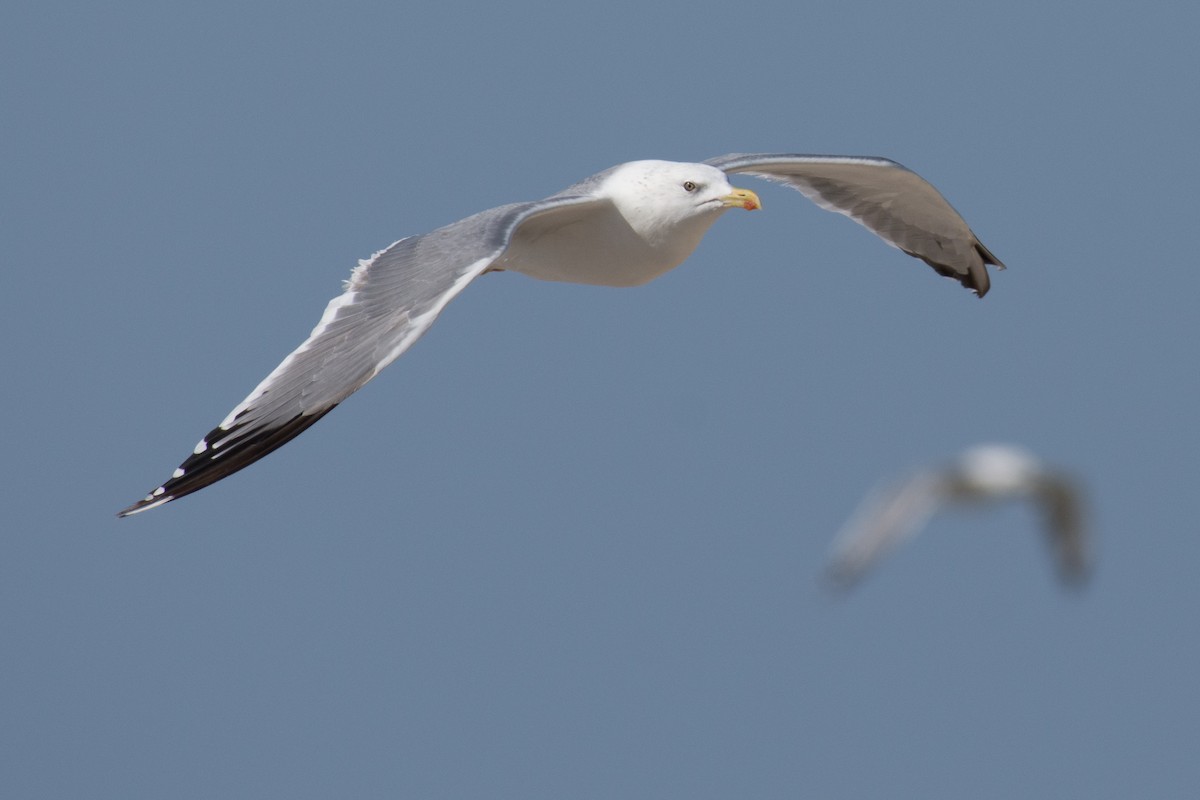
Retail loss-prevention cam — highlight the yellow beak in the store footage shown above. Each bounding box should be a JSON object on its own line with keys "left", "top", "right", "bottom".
{"left": 721, "top": 187, "right": 761, "bottom": 211}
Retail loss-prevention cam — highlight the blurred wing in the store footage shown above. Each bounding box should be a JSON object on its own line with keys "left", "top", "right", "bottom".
{"left": 119, "top": 195, "right": 607, "bottom": 516}
{"left": 706, "top": 153, "right": 1004, "bottom": 297}
{"left": 825, "top": 469, "right": 950, "bottom": 590}
{"left": 1033, "top": 475, "right": 1091, "bottom": 585}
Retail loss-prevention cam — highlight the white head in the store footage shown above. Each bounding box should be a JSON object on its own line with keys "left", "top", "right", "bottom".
{"left": 598, "top": 160, "right": 760, "bottom": 248}
{"left": 957, "top": 444, "right": 1043, "bottom": 493}
{"left": 506, "top": 160, "right": 762, "bottom": 288}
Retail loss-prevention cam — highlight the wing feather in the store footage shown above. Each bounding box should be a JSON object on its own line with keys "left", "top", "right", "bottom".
{"left": 825, "top": 469, "right": 951, "bottom": 589}
{"left": 706, "top": 153, "right": 1003, "bottom": 297}
{"left": 1034, "top": 476, "right": 1090, "bottom": 584}
{"left": 119, "top": 195, "right": 606, "bottom": 516}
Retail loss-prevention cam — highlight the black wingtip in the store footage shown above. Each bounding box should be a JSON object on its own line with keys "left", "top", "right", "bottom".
{"left": 965, "top": 236, "right": 1006, "bottom": 297}
{"left": 116, "top": 406, "right": 338, "bottom": 518}
{"left": 116, "top": 496, "right": 167, "bottom": 518}
{"left": 975, "top": 239, "right": 1005, "bottom": 270}
{"left": 903, "top": 248, "right": 994, "bottom": 298}
{"left": 967, "top": 262, "right": 991, "bottom": 299}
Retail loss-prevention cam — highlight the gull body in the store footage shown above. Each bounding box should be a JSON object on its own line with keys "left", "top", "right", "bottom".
{"left": 120, "top": 154, "right": 1003, "bottom": 516}
{"left": 498, "top": 161, "right": 755, "bottom": 286}
{"left": 825, "top": 445, "right": 1090, "bottom": 589}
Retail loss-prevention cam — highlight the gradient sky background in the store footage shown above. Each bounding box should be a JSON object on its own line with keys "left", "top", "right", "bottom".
{"left": 4, "top": 1, "right": 1198, "bottom": 797}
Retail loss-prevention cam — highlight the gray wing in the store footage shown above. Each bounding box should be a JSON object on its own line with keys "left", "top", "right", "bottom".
{"left": 1033, "top": 475, "right": 1091, "bottom": 585}
{"left": 824, "top": 469, "right": 951, "bottom": 590}
{"left": 119, "top": 195, "right": 608, "bottom": 517}
{"left": 706, "top": 153, "right": 1004, "bottom": 297}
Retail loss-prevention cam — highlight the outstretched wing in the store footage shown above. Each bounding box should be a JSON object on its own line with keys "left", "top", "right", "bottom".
{"left": 706, "top": 153, "right": 1004, "bottom": 297}
{"left": 824, "top": 469, "right": 951, "bottom": 589}
{"left": 119, "top": 195, "right": 607, "bottom": 516}
{"left": 1033, "top": 475, "right": 1090, "bottom": 585}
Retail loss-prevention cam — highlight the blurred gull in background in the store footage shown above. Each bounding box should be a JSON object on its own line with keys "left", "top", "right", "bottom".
{"left": 825, "top": 444, "right": 1090, "bottom": 590}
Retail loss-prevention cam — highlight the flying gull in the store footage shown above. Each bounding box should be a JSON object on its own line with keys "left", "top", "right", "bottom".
{"left": 119, "top": 154, "right": 1004, "bottom": 516}
{"left": 825, "top": 444, "right": 1090, "bottom": 589}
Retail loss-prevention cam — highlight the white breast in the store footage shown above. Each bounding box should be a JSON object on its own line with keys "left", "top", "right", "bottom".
{"left": 503, "top": 202, "right": 721, "bottom": 287}
{"left": 502, "top": 160, "right": 731, "bottom": 287}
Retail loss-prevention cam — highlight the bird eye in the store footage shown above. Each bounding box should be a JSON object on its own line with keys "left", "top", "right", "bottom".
{"left": 682, "top": 181, "right": 698, "bottom": 192}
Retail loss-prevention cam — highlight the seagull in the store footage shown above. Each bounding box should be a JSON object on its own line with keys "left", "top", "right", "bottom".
{"left": 825, "top": 444, "right": 1090, "bottom": 590}
{"left": 119, "top": 154, "right": 1004, "bottom": 516}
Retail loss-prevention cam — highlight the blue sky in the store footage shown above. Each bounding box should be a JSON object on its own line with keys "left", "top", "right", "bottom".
{"left": 4, "top": 1, "right": 1198, "bottom": 797}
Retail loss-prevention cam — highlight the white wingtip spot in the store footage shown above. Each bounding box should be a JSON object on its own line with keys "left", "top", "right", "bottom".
{"left": 172, "top": 468, "right": 185, "bottom": 479}
{"left": 122, "top": 493, "right": 175, "bottom": 516}
{"left": 152, "top": 487, "right": 166, "bottom": 497}
{"left": 193, "top": 440, "right": 208, "bottom": 455}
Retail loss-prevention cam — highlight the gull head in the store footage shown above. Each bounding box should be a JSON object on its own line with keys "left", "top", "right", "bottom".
{"left": 957, "top": 444, "right": 1043, "bottom": 494}
{"left": 600, "top": 160, "right": 760, "bottom": 248}
{"left": 505, "top": 160, "right": 763, "bottom": 288}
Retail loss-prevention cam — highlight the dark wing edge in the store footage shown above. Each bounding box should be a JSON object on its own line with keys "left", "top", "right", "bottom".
{"left": 116, "top": 408, "right": 337, "bottom": 517}
{"left": 706, "top": 153, "right": 1004, "bottom": 298}
{"left": 118, "top": 195, "right": 606, "bottom": 517}
{"left": 1035, "top": 476, "right": 1091, "bottom": 586}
